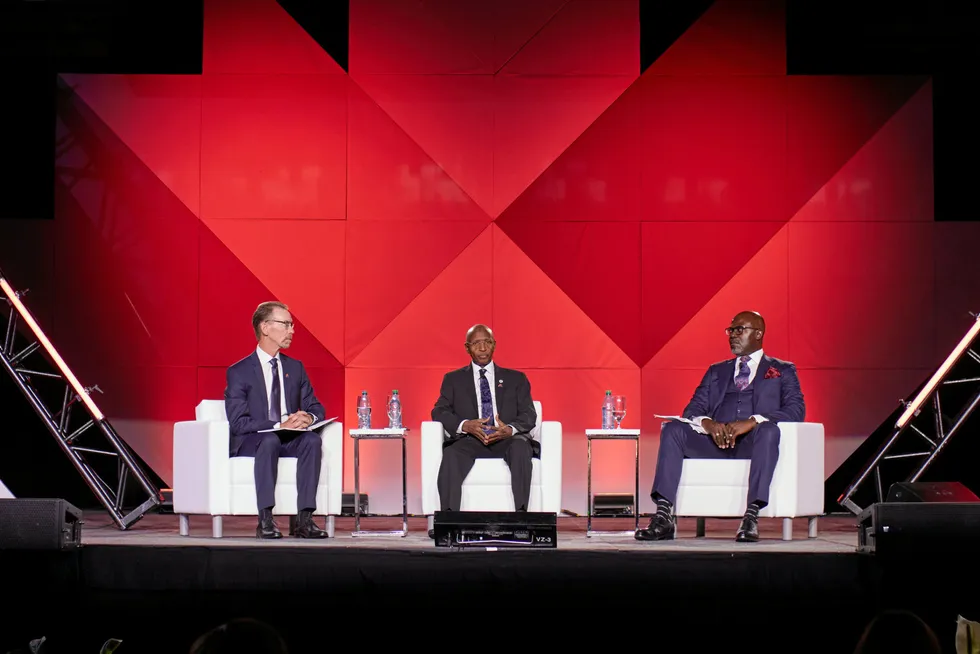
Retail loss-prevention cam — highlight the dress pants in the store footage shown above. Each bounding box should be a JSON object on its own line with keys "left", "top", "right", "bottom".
{"left": 437, "top": 435, "right": 533, "bottom": 511}
{"left": 233, "top": 431, "right": 322, "bottom": 511}
{"left": 651, "top": 420, "right": 780, "bottom": 507}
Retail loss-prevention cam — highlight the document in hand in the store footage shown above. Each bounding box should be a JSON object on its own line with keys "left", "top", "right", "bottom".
{"left": 259, "top": 417, "right": 338, "bottom": 433}
{"left": 654, "top": 415, "right": 701, "bottom": 426}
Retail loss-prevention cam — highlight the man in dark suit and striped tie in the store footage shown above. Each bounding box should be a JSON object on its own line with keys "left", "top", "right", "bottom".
{"left": 431, "top": 324, "right": 538, "bottom": 515}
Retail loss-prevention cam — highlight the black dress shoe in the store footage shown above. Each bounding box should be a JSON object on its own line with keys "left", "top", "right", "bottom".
{"left": 291, "top": 509, "right": 329, "bottom": 539}
{"left": 735, "top": 514, "right": 759, "bottom": 542}
{"left": 427, "top": 529, "right": 435, "bottom": 539}
{"left": 257, "top": 508, "right": 283, "bottom": 539}
{"left": 634, "top": 513, "right": 676, "bottom": 541}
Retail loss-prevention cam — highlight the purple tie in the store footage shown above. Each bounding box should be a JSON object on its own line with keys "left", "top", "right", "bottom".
{"left": 735, "top": 355, "right": 751, "bottom": 391}
{"left": 479, "top": 368, "right": 494, "bottom": 435}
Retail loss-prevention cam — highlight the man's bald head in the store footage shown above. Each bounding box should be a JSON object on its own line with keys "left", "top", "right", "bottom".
{"left": 727, "top": 311, "right": 765, "bottom": 356}
{"left": 465, "top": 324, "right": 496, "bottom": 366}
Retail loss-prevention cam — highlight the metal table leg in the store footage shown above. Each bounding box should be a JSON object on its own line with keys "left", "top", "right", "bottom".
{"left": 586, "top": 437, "right": 593, "bottom": 537}
{"left": 354, "top": 436, "right": 361, "bottom": 534}
{"left": 634, "top": 436, "right": 640, "bottom": 534}
{"left": 401, "top": 435, "right": 408, "bottom": 537}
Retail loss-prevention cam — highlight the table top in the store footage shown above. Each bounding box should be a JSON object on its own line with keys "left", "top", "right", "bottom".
{"left": 585, "top": 428, "right": 641, "bottom": 438}
{"left": 349, "top": 427, "right": 408, "bottom": 438}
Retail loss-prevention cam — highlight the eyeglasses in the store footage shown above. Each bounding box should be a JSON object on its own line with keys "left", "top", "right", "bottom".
{"left": 725, "top": 326, "right": 759, "bottom": 336}
{"left": 266, "top": 319, "right": 294, "bottom": 330}
{"left": 466, "top": 339, "right": 494, "bottom": 349}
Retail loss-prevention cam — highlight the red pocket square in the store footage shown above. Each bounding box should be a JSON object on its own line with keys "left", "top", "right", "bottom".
{"left": 763, "top": 366, "right": 781, "bottom": 379}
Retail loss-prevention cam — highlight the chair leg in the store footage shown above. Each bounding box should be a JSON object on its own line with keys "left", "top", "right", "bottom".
{"left": 808, "top": 516, "right": 819, "bottom": 538}
{"left": 782, "top": 517, "right": 793, "bottom": 541}
{"left": 695, "top": 517, "right": 706, "bottom": 538}
{"left": 326, "top": 515, "right": 335, "bottom": 539}
{"left": 212, "top": 515, "right": 223, "bottom": 539}
{"left": 179, "top": 514, "right": 189, "bottom": 536}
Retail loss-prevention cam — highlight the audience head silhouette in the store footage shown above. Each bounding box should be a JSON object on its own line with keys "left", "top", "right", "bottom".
{"left": 189, "top": 618, "right": 288, "bottom": 654}
{"left": 853, "top": 610, "right": 941, "bottom": 654}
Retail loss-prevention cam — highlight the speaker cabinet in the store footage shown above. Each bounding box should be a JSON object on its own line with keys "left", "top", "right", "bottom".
{"left": 886, "top": 481, "right": 980, "bottom": 503}
{"left": 0, "top": 498, "right": 82, "bottom": 550}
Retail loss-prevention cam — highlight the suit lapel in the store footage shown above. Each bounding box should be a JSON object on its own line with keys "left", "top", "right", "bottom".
{"left": 462, "top": 365, "right": 479, "bottom": 419}
{"left": 280, "top": 355, "right": 293, "bottom": 412}
{"left": 494, "top": 365, "right": 506, "bottom": 423}
{"left": 250, "top": 352, "right": 268, "bottom": 417}
{"left": 753, "top": 354, "right": 772, "bottom": 406}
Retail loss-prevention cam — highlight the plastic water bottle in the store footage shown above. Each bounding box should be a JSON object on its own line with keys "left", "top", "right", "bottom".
{"left": 602, "top": 390, "right": 615, "bottom": 429}
{"left": 357, "top": 390, "right": 371, "bottom": 429}
{"left": 387, "top": 389, "right": 403, "bottom": 429}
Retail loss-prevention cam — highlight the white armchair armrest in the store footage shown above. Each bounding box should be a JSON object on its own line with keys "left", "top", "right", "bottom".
{"left": 421, "top": 420, "right": 445, "bottom": 516}
{"left": 538, "top": 421, "right": 562, "bottom": 514}
{"left": 319, "top": 422, "right": 344, "bottom": 515}
{"left": 173, "top": 419, "right": 231, "bottom": 515}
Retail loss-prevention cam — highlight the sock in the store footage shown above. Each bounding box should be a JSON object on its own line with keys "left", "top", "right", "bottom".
{"left": 744, "top": 500, "right": 764, "bottom": 519}
{"left": 655, "top": 496, "right": 673, "bottom": 521}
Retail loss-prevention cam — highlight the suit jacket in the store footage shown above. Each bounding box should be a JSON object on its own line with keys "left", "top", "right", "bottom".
{"left": 682, "top": 354, "right": 805, "bottom": 424}
{"left": 431, "top": 363, "right": 539, "bottom": 455}
{"left": 224, "top": 350, "right": 325, "bottom": 455}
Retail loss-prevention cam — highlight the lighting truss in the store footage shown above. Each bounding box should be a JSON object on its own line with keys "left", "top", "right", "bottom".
{"left": 839, "top": 312, "right": 980, "bottom": 515}
{"left": 0, "top": 270, "right": 160, "bottom": 529}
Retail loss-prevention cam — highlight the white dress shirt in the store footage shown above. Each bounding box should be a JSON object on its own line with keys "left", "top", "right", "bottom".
{"left": 256, "top": 346, "right": 288, "bottom": 427}
{"left": 690, "top": 348, "right": 769, "bottom": 433}
{"left": 456, "top": 361, "right": 515, "bottom": 435}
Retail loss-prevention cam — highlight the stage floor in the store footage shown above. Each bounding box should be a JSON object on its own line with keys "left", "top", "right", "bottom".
{"left": 4, "top": 509, "right": 976, "bottom": 654}
{"left": 82, "top": 511, "right": 860, "bottom": 553}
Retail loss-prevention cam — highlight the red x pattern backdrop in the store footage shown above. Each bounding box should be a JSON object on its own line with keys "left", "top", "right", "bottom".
{"left": 3, "top": 0, "right": 978, "bottom": 515}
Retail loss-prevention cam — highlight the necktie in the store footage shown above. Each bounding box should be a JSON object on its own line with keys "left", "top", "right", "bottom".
{"left": 734, "top": 355, "right": 751, "bottom": 391}
{"left": 479, "top": 368, "right": 494, "bottom": 435}
{"left": 269, "top": 358, "right": 281, "bottom": 422}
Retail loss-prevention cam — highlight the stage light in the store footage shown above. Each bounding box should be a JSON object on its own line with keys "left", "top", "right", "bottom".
{"left": 0, "top": 276, "right": 104, "bottom": 421}
{"left": 894, "top": 314, "right": 980, "bottom": 431}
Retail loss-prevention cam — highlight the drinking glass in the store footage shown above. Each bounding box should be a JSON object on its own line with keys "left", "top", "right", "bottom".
{"left": 612, "top": 395, "right": 626, "bottom": 429}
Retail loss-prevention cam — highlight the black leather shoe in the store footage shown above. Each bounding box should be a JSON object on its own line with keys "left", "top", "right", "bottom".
{"left": 427, "top": 529, "right": 435, "bottom": 539}
{"left": 257, "top": 508, "right": 282, "bottom": 539}
{"left": 292, "top": 509, "right": 329, "bottom": 539}
{"left": 735, "top": 514, "right": 759, "bottom": 542}
{"left": 634, "top": 513, "right": 676, "bottom": 541}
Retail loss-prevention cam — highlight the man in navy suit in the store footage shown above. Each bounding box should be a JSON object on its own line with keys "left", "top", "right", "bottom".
{"left": 636, "top": 311, "right": 805, "bottom": 543}
{"left": 431, "top": 324, "right": 538, "bottom": 517}
{"left": 224, "top": 301, "right": 328, "bottom": 539}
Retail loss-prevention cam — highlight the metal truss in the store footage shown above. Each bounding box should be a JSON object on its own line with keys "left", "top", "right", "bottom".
{"left": 839, "top": 312, "right": 980, "bottom": 515}
{"left": 0, "top": 270, "right": 160, "bottom": 529}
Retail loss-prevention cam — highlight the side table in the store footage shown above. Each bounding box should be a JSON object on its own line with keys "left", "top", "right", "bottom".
{"left": 585, "top": 429, "right": 640, "bottom": 537}
{"left": 349, "top": 427, "right": 408, "bottom": 537}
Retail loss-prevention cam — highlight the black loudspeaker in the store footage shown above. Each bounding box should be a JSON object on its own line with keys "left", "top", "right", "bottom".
{"left": 0, "top": 498, "right": 83, "bottom": 551}
{"left": 886, "top": 481, "right": 980, "bottom": 503}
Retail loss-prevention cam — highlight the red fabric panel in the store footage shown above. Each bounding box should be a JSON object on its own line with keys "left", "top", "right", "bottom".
{"left": 200, "top": 74, "right": 348, "bottom": 220}
{"left": 203, "top": 0, "right": 345, "bottom": 74}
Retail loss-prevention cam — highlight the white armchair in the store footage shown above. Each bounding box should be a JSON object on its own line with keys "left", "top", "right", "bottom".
{"left": 674, "top": 422, "right": 825, "bottom": 540}
{"left": 172, "top": 400, "right": 343, "bottom": 538}
{"left": 421, "top": 401, "right": 562, "bottom": 522}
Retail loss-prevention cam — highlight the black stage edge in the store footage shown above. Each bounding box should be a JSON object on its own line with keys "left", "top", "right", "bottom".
{"left": 3, "top": 544, "right": 978, "bottom": 653}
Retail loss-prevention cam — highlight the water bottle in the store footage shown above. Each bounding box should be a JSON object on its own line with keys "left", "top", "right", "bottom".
{"left": 387, "top": 389, "right": 403, "bottom": 429}
{"left": 357, "top": 390, "right": 371, "bottom": 429}
{"left": 602, "top": 390, "right": 615, "bottom": 429}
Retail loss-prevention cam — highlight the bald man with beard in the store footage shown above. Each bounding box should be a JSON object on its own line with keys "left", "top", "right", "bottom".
{"left": 636, "top": 311, "right": 805, "bottom": 543}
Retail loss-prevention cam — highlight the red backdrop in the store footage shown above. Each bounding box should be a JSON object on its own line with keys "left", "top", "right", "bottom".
{"left": 3, "top": 0, "right": 977, "bottom": 515}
